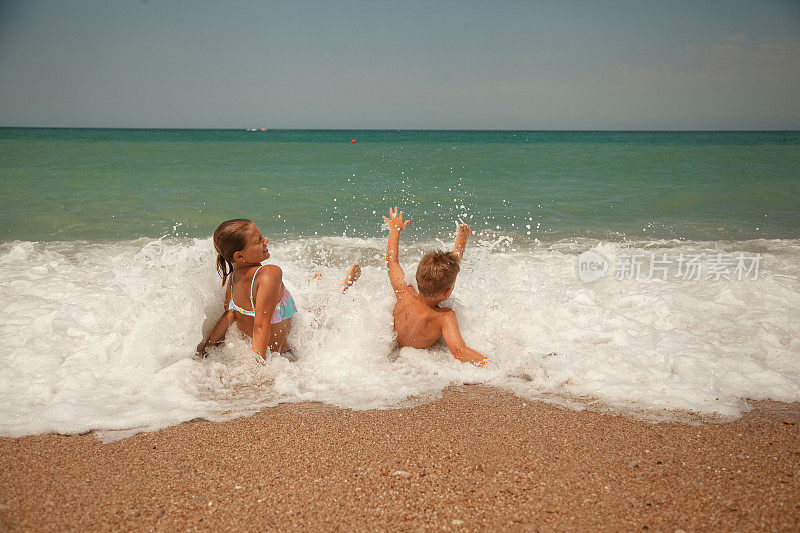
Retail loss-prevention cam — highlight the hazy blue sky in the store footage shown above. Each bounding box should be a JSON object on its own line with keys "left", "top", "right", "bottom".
{"left": 1, "top": 0, "right": 798, "bottom": 129}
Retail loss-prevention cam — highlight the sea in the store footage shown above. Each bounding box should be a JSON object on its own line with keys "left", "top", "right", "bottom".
{"left": 1, "top": 128, "right": 798, "bottom": 440}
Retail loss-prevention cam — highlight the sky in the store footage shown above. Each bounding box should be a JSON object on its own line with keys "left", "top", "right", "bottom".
{"left": 0, "top": 0, "right": 798, "bottom": 129}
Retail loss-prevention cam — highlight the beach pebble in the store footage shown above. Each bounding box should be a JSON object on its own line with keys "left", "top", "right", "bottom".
{"left": 452, "top": 519, "right": 465, "bottom": 525}
{"left": 627, "top": 461, "right": 639, "bottom": 468}
{"left": 390, "top": 470, "right": 412, "bottom": 478}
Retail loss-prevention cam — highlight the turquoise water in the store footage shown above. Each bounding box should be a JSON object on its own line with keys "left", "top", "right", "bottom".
{"left": 1, "top": 128, "right": 798, "bottom": 242}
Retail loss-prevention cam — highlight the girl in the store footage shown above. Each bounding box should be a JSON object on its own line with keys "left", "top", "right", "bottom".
{"left": 196, "top": 218, "right": 360, "bottom": 362}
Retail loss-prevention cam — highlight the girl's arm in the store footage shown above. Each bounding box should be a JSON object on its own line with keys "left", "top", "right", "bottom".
{"left": 452, "top": 223, "right": 471, "bottom": 262}
{"left": 196, "top": 310, "right": 236, "bottom": 356}
{"left": 251, "top": 265, "right": 283, "bottom": 360}
{"left": 382, "top": 207, "right": 410, "bottom": 297}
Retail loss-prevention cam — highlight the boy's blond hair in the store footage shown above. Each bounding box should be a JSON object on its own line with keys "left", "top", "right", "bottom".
{"left": 416, "top": 251, "right": 460, "bottom": 297}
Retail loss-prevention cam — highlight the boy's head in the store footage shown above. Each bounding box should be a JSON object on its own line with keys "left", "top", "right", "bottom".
{"left": 416, "top": 250, "right": 460, "bottom": 298}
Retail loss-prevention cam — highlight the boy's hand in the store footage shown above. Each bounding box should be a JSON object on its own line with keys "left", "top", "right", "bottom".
{"left": 383, "top": 207, "right": 410, "bottom": 233}
{"left": 453, "top": 222, "right": 471, "bottom": 261}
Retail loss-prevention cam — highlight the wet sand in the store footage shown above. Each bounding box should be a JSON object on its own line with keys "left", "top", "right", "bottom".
{"left": 1, "top": 386, "right": 798, "bottom": 531}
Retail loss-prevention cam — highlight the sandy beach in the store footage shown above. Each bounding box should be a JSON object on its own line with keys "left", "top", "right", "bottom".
{"left": 1, "top": 386, "right": 798, "bottom": 532}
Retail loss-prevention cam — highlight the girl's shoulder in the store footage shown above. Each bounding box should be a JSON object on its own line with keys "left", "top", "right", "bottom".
{"left": 252, "top": 264, "right": 285, "bottom": 304}
{"left": 256, "top": 264, "right": 282, "bottom": 278}
{"left": 254, "top": 264, "right": 283, "bottom": 289}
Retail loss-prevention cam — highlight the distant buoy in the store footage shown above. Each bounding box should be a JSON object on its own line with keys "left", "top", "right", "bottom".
{"left": 351, "top": 139, "right": 356, "bottom": 143}
{"left": 261, "top": 128, "right": 267, "bottom": 131}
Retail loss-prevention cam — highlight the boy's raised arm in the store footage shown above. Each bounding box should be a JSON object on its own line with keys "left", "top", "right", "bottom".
{"left": 383, "top": 207, "right": 410, "bottom": 297}
{"left": 452, "top": 223, "right": 471, "bottom": 262}
{"left": 441, "top": 310, "right": 486, "bottom": 366}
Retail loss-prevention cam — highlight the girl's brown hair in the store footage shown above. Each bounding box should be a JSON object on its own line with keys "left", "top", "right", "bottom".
{"left": 212, "top": 218, "right": 253, "bottom": 286}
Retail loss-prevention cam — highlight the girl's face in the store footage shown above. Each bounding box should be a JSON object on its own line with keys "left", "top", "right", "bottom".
{"left": 235, "top": 224, "right": 270, "bottom": 264}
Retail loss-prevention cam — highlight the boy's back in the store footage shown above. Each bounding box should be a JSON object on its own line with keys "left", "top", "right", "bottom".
{"left": 392, "top": 286, "right": 452, "bottom": 349}
{"left": 382, "top": 208, "right": 486, "bottom": 365}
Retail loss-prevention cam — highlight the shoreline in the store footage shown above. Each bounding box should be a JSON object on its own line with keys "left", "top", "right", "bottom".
{"left": 1, "top": 386, "right": 798, "bottom": 531}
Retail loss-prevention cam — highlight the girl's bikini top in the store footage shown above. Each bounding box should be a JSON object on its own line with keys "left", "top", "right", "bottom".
{"left": 227, "top": 266, "right": 263, "bottom": 317}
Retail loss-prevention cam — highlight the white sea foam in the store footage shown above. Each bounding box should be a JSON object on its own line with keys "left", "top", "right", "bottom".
{"left": 1, "top": 235, "right": 798, "bottom": 440}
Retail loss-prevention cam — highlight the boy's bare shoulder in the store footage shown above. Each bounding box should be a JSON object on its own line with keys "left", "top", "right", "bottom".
{"left": 433, "top": 306, "right": 456, "bottom": 324}
{"left": 396, "top": 284, "right": 417, "bottom": 298}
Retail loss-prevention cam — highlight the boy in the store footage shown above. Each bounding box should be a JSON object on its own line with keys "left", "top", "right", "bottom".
{"left": 383, "top": 207, "right": 486, "bottom": 365}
